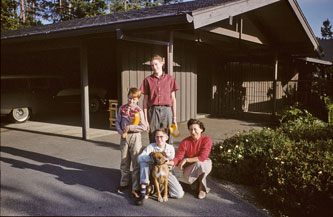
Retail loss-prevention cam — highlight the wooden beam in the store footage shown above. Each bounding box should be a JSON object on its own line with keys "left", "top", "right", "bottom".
{"left": 168, "top": 31, "right": 174, "bottom": 75}
{"left": 174, "top": 31, "right": 230, "bottom": 45}
{"left": 80, "top": 40, "right": 90, "bottom": 140}
{"left": 201, "top": 26, "right": 266, "bottom": 45}
{"left": 116, "top": 29, "right": 170, "bottom": 46}
{"left": 1, "top": 38, "right": 81, "bottom": 54}
{"left": 192, "top": 0, "right": 280, "bottom": 29}
{"left": 272, "top": 56, "right": 278, "bottom": 116}
{"left": 239, "top": 18, "right": 243, "bottom": 40}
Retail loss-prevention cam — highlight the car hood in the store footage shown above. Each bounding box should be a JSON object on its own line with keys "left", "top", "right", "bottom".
{"left": 56, "top": 88, "right": 107, "bottom": 98}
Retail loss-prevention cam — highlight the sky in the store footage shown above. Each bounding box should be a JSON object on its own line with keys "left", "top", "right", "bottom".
{"left": 297, "top": 0, "right": 333, "bottom": 38}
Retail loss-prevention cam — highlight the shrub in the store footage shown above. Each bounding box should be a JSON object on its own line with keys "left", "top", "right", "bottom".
{"left": 211, "top": 107, "right": 333, "bottom": 217}
{"left": 324, "top": 96, "right": 333, "bottom": 125}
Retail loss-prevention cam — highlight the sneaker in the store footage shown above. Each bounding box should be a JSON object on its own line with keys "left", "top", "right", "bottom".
{"left": 135, "top": 194, "right": 145, "bottom": 206}
{"left": 198, "top": 191, "right": 206, "bottom": 199}
{"left": 116, "top": 185, "right": 128, "bottom": 193}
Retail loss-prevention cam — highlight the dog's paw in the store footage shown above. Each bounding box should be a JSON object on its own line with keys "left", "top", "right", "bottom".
{"left": 163, "top": 196, "right": 168, "bottom": 202}
{"left": 158, "top": 197, "right": 164, "bottom": 202}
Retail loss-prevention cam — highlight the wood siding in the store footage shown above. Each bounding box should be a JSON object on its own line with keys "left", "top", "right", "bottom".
{"left": 118, "top": 39, "right": 197, "bottom": 123}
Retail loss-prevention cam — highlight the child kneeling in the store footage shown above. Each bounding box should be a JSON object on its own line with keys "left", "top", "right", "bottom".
{"left": 136, "top": 128, "right": 184, "bottom": 205}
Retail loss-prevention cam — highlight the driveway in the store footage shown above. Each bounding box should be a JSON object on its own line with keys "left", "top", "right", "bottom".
{"left": 1, "top": 115, "right": 272, "bottom": 216}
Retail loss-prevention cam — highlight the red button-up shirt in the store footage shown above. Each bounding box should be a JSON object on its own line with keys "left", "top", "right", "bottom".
{"left": 172, "top": 135, "right": 212, "bottom": 166}
{"left": 140, "top": 73, "right": 179, "bottom": 108}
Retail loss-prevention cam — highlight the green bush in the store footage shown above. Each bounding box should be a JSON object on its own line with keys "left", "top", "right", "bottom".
{"left": 324, "top": 96, "right": 333, "bottom": 125}
{"left": 210, "top": 107, "right": 333, "bottom": 217}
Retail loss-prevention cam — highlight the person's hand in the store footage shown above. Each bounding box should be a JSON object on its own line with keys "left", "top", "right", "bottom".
{"left": 146, "top": 122, "right": 150, "bottom": 132}
{"left": 165, "top": 159, "right": 175, "bottom": 166}
{"left": 172, "top": 118, "right": 178, "bottom": 129}
{"left": 173, "top": 121, "right": 178, "bottom": 130}
{"left": 121, "top": 126, "right": 130, "bottom": 138}
{"left": 178, "top": 158, "right": 187, "bottom": 170}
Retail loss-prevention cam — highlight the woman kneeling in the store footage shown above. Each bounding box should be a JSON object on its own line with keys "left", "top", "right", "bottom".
{"left": 168, "top": 119, "right": 212, "bottom": 199}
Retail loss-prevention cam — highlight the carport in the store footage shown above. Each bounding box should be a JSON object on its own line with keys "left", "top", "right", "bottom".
{"left": 1, "top": 0, "right": 322, "bottom": 140}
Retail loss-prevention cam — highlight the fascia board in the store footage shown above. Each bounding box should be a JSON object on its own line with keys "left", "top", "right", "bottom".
{"left": 192, "top": 0, "right": 280, "bottom": 29}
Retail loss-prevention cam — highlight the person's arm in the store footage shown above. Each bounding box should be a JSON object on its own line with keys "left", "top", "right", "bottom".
{"left": 196, "top": 136, "right": 212, "bottom": 162}
{"left": 182, "top": 137, "right": 212, "bottom": 166}
{"left": 169, "top": 139, "right": 186, "bottom": 168}
{"left": 177, "top": 157, "right": 199, "bottom": 170}
{"left": 137, "top": 145, "right": 153, "bottom": 163}
{"left": 143, "top": 94, "right": 150, "bottom": 132}
{"left": 171, "top": 91, "right": 177, "bottom": 128}
{"left": 115, "top": 107, "right": 123, "bottom": 135}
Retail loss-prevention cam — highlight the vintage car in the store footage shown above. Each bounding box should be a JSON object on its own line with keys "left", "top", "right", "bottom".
{"left": 1, "top": 74, "right": 64, "bottom": 123}
{"left": 54, "top": 87, "right": 109, "bottom": 113}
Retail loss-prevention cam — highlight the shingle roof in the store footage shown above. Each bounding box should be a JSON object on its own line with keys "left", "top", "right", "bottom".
{"left": 319, "top": 39, "right": 333, "bottom": 62}
{"left": 1, "top": 0, "right": 236, "bottom": 40}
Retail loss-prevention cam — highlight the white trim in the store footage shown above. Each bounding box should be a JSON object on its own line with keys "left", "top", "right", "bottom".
{"left": 192, "top": 0, "right": 280, "bottom": 29}
{"left": 287, "top": 0, "right": 322, "bottom": 57}
{"left": 299, "top": 57, "right": 333, "bottom": 66}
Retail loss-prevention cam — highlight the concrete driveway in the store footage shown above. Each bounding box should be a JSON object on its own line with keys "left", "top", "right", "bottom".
{"left": 1, "top": 115, "right": 271, "bottom": 216}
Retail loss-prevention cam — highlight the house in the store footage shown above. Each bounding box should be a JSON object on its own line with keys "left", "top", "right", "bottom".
{"left": 1, "top": 0, "right": 323, "bottom": 139}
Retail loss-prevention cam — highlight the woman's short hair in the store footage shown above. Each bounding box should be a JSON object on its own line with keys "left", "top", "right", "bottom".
{"left": 154, "top": 127, "right": 168, "bottom": 136}
{"left": 187, "top": 119, "right": 205, "bottom": 132}
{"left": 128, "top": 87, "right": 141, "bottom": 98}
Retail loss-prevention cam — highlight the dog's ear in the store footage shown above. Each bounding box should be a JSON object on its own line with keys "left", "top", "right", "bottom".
{"left": 149, "top": 152, "right": 155, "bottom": 158}
{"left": 161, "top": 152, "right": 168, "bottom": 158}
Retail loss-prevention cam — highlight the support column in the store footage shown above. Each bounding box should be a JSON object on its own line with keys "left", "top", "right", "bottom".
{"left": 273, "top": 56, "right": 278, "bottom": 116}
{"left": 168, "top": 31, "right": 174, "bottom": 75}
{"left": 80, "top": 41, "right": 90, "bottom": 140}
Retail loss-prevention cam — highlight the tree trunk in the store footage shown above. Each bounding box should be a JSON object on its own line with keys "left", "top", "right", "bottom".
{"left": 69, "top": 1, "right": 72, "bottom": 17}
{"left": 107, "top": 0, "right": 111, "bottom": 13}
{"left": 19, "top": 0, "right": 26, "bottom": 23}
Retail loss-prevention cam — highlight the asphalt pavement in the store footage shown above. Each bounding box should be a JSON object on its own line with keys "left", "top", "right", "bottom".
{"left": 1, "top": 114, "right": 273, "bottom": 216}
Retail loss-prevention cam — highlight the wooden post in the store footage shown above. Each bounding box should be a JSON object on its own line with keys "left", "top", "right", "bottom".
{"left": 168, "top": 31, "right": 174, "bottom": 76}
{"left": 80, "top": 41, "right": 90, "bottom": 140}
{"left": 273, "top": 56, "right": 278, "bottom": 116}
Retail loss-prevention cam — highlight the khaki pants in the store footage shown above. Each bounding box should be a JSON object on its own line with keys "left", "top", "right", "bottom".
{"left": 119, "top": 132, "right": 142, "bottom": 191}
{"left": 183, "top": 159, "right": 212, "bottom": 193}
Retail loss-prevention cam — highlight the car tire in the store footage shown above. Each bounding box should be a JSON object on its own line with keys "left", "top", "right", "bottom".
{"left": 90, "top": 98, "right": 100, "bottom": 113}
{"left": 10, "top": 107, "right": 30, "bottom": 123}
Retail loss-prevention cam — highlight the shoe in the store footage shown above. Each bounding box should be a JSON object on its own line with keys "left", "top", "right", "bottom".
{"left": 198, "top": 191, "right": 206, "bottom": 199}
{"left": 135, "top": 194, "right": 145, "bottom": 206}
{"left": 131, "top": 190, "right": 140, "bottom": 198}
{"left": 116, "top": 185, "right": 128, "bottom": 193}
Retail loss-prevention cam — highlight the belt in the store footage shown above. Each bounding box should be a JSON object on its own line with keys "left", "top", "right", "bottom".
{"left": 151, "top": 105, "right": 170, "bottom": 108}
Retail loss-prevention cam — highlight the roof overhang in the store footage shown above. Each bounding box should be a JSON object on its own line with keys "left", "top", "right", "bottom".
{"left": 299, "top": 57, "right": 333, "bottom": 66}
{"left": 190, "top": 0, "right": 322, "bottom": 58}
{"left": 1, "top": 0, "right": 323, "bottom": 58}
{"left": 192, "top": 0, "right": 280, "bottom": 29}
{"left": 1, "top": 13, "right": 193, "bottom": 44}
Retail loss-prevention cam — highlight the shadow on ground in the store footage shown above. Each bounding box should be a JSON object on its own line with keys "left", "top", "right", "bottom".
{"left": 1, "top": 146, "right": 120, "bottom": 193}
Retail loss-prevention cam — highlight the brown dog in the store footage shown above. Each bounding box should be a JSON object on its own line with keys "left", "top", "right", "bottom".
{"left": 149, "top": 152, "right": 170, "bottom": 202}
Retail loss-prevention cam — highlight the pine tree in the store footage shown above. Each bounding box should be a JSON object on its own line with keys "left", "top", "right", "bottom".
{"left": 1, "top": 0, "right": 184, "bottom": 31}
{"left": 1, "top": 0, "right": 20, "bottom": 31}
{"left": 321, "top": 19, "right": 333, "bottom": 39}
